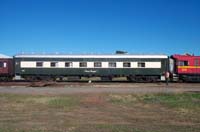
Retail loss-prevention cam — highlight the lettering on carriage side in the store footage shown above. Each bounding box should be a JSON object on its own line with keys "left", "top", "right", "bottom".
{"left": 84, "top": 70, "right": 97, "bottom": 73}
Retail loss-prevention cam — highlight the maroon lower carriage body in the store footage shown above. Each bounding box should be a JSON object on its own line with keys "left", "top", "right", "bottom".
{"left": 0, "top": 56, "right": 13, "bottom": 80}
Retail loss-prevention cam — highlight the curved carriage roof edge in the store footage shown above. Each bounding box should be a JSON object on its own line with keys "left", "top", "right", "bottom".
{"left": 0, "top": 54, "right": 12, "bottom": 59}
{"left": 172, "top": 54, "right": 200, "bottom": 58}
{"left": 14, "top": 54, "right": 168, "bottom": 59}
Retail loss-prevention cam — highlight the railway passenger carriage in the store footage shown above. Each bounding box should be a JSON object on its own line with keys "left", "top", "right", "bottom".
{"left": 2, "top": 52, "right": 200, "bottom": 82}
{"left": 14, "top": 54, "right": 168, "bottom": 82}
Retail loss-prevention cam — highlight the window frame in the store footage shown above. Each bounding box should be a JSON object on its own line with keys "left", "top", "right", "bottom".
{"left": 108, "top": 62, "right": 116, "bottom": 68}
{"left": 138, "top": 62, "right": 145, "bottom": 68}
{"left": 123, "top": 62, "right": 131, "bottom": 68}
{"left": 94, "top": 62, "right": 102, "bottom": 68}
{"left": 36, "top": 62, "right": 43, "bottom": 67}
{"left": 79, "top": 62, "right": 87, "bottom": 68}
{"left": 65, "top": 62, "right": 73, "bottom": 68}
{"left": 50, "top": 62, "right": 58, "bottom": 67}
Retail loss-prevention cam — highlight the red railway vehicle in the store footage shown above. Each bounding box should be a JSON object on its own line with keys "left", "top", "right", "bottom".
{"left": 171, "top": 54, "right": 200, "bottom": 82}
{"left": 0, "top": 54, "right": 13, "bottom": 81}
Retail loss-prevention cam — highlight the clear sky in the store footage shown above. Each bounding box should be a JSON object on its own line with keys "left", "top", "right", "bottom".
{"left": 0, "top": 0, "right": 200, "bottom": 56}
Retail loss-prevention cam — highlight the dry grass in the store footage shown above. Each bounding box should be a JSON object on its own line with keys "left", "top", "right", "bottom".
{"left": 0, "top": 93, "right": 199, "bottom": 132}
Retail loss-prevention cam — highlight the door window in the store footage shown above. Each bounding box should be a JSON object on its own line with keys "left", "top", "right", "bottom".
{"left": 3, "top": 62, "right": 7, "bottom": 68}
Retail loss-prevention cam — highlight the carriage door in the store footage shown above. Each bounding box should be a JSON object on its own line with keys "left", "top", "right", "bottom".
{"left": 194, "top": 59, "right": 199, "bottom": 75}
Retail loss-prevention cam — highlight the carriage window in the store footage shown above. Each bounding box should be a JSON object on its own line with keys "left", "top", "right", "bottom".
{"left": 0, "top": 62, "right": 3, "bottom": 68}
{"left": 195, "top": 59, "right": 199, "bottom": 66}
{"left": 65, "top": 62, "right": 73, "bottom": 67}
{"left": 94, "top": 62, "right": 102, "bottom": 67}
{"left": 109, "top": 62, "right": 116, "bottom": 68}
{"left": 138, "top": 62, "right": 145, "bottom": 68}
{"left": 178, "top": 61, "right": 188, "bottom": 66}
{"left": 79, "top": 62, "right": 87, "bottom": 67}
{"left": 123, "top": 62, "right": 131, "bottom": 67}
{"left": 51, "top": 62, "right": 58, "bottom": 67}
{"left": 36, "top": 62, "right": 43, "bottom": 67}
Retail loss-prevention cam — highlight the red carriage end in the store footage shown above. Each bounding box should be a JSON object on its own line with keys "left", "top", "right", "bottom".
{"left": 171, "top": 54, "right": 200, "bottom": 82}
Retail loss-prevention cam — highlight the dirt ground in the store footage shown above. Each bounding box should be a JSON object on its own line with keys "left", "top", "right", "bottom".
{"left": 0, "top": 82, "right": 200, "bottom": 95}
{"left": 0, "top": 83, "right": 199, "bottom": 132}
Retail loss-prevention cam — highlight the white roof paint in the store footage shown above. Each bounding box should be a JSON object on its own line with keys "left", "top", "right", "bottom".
{"left": 0, "top": 54, "right": 12, "bottom": 59}
{"left": 15, "top": 54, "right": 168, "bottom": 59}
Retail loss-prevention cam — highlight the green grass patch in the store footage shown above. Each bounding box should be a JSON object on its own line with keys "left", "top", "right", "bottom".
{"left": 0, "top": 128, "right": 48, "bottom": 132}
{"left": 109, "top": 94, "right": 137, "bottom": 105}
{"left": 0, "top": 94, "right": 80, "bottom": 110}
{"left": 0, "top": 93, "right": 199, "bottom": 132}
{"left": 109, "top": 93, "right": 200, "bottom": 109}
{"left": 48, "top": 96, "right": 79, "bottom": 109}
{"left": 141, "top": 93, "right": 200, "bottom": 109}
{"left": 0, "top": 94, "right": 30, "bottom": 103}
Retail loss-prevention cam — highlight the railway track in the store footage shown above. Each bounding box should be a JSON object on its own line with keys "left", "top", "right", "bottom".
{"left": 0, "top": 81, "right": 200, "bottom": 88}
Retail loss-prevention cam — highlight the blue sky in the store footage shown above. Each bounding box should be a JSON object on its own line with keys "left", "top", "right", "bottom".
{"left": 0, "top": 0, "right": 200, "bottom": 56}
